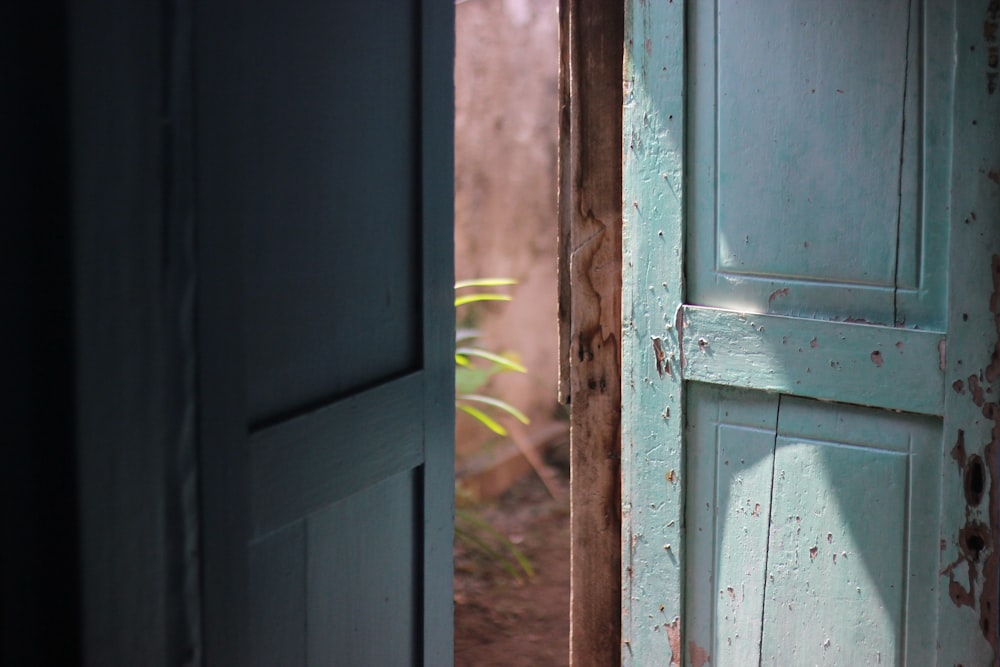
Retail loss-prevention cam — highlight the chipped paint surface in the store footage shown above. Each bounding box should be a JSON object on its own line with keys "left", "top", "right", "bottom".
{"left": 937, "top": 3, "right": 1000, "bottom": 660}
{"left": 688, "top": 639, "right": 710, "bottom": 667}
{"left": 665, "top": 617, "right": 681, "bottom": 666}
{"left": 626, "top": 2, "right": 998, "bottom": 665}
{"left": 622, "top": 0, "right": 685, "bottom": 666}
{"left": 681, "top": 306, "right": 945, "bottom": 415}
{"left": 942, "top": 256, "right": 1000, "bottom": 657}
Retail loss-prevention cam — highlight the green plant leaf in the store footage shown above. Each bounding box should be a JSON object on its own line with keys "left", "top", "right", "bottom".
{"left": 457, "top": 404, "right": 508, "bottom": 436}
{"left": 455, "top": 278, "right": 518, "bottom": 289}
{"left": 454, "top": 293, "right": 513, "bottom": 307}
{"left": 457, "top": 393, "right": 530, "bottom": 425}
{"left": 455, "top": 365, "right": 500, "bottom": 394}
{"left": 455, "top": 347, "right": 527, "bottom": 373}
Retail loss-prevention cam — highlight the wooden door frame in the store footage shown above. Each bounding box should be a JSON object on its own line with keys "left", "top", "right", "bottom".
{"left": 558, "top": 1, "right": 623, "bottom": 665}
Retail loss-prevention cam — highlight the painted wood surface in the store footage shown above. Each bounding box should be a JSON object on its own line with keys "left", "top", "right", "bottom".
{"left": 560, "top": 0, "right": 624, "bottom": 664}
{"left": 306, "top": 471, "right": 418, "bottom": 667}
{"left": 196, "top": 2, "right": 454, "bottom": 664}
{"left": 419, "top": 2, "right": 458, "bottom": 663}
{"left": 239, "top": 0, "right": 420, "bottom": 426}
{"left": 687, "top": 0, "right": 949, "bottom": 331}
{"left": 684, "top": 388, "right": 778, "bottom": 667}
{"left": 249, "top": 522, "right": 306, "bottom": 666}
{"left": 936, "top": 2, "right": 1000, "bottom": 664}
{"left": 251, "top": 372, "right": 424, "bottom": 536}
{"left": 685, "top": 387, "right": 943, "bottom": 666}
{"left": 682, "top": 306, "right": 945, "bottom": 415}
{"left": 623, "top": 1, "right": 1000, "bottom": 665}
{"left": 762, "top": 400, "right": 941, "bottom": 665}
{"left": 622, "top": 1, "right": 686, "bottom": 664}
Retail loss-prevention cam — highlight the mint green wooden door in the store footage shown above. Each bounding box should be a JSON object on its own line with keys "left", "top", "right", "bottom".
{"left": 622, "top": 2, "right": 1000, "bottom": 665}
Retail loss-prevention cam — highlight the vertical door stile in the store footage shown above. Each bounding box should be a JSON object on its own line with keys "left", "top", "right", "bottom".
{"left": 622, "top": 1, "right": 686, "bottom": 664}
{"left": 419, "top": 1, "right": 456, "bottom": 664}
{"left": 937, "top": 3, "right": 1000, "bottom": 664}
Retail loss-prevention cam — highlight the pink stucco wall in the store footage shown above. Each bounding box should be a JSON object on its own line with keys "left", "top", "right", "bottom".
{"left": 454, "top": 0, "right": 560, "bottom": 455}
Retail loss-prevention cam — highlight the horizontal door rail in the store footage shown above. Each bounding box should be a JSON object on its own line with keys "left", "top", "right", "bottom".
{"left": 250, "top": 372, "right": 425, "bottom": 537}
{"left": 681, "top": 306, "right": 945, "bottom": 416}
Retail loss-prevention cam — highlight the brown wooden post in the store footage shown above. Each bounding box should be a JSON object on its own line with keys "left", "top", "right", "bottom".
{"left": 558, "top": 1, "right": 623, "bottom": 664}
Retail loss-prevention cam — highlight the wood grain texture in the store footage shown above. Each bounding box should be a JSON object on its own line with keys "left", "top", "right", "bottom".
{"left": 560, "top": 0, "right": 623, "bottom": 664}
{"left": 622, "top": 1, "right": 685, "bottom": 664}
{"left": 682, "top": 306, "right": 946, "bottom": 415}
{"left": 936, "top": 2, "right": 1000, "bottom": 664}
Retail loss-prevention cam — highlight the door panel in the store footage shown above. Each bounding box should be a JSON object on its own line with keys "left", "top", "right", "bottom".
{"left": 196, "top": 1, "right": 454, "bottom": 664}
{"left": 623, "top": 1, "right": 1000, "bottom": 665}
{"left": 305, "top": 470, "right": 418, "bottom": 666}
{"left": 684, "top": 388, "right": 778, "bottom": 666}
{"left": 688, "top": 0, "right": 948, "bottom": 329}
{"left": 237, "top": 0, "right": 421, "bottom": 425}
{"left": 685, "top": 385, "right": 942, "bottom": 665}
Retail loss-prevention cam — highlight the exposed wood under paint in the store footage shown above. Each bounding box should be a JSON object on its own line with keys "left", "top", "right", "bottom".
{"left": 559, "top": 0, "right": 623, "bottom": 664}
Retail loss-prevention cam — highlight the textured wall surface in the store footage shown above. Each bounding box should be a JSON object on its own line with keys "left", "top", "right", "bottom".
{"left": 454, "top": 0, "right": 560, "bottom": 453}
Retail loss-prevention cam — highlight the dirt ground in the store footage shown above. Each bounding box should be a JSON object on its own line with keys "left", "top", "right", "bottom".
{"left": 454, "top": 465, "right": 570, "bottom": 667}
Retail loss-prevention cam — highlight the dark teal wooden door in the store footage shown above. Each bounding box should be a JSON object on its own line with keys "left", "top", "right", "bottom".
{"left": 196, "top": 2, "right": 454, "bottom": 665}
{"left": 623, "top": 2, "right": 1000, "bottom": 665}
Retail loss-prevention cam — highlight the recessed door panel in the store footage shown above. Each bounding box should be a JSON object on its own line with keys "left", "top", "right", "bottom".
{"left": 685, "top": 386, "right": 941, "bottom": 665}
{"left": 239, "top": 1, "right": 421, "bottom": 425}
{"left": 687, "top": 0, "right": 947, "bottom": 329}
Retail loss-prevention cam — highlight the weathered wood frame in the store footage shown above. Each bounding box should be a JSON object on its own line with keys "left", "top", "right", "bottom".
{"left": 558, "top": 1, "right": 624, "bottom": 665}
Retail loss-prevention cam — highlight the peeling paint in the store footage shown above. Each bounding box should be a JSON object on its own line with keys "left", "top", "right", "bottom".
{"left": 652, "top": 336, "right": 669, "bottom": 377}
{"left": 666, "top": 617, "right": 681, "bottom": 666}
{"left": 767, "top": 287, "right": 790, "bottom": 308}
{"left": 944, "top": 254, "right": 1000, "bottom": 653}
{"left": 688, "top": 639, "right": 710, "bottom": 667}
